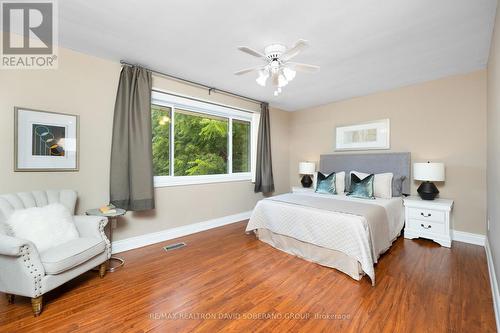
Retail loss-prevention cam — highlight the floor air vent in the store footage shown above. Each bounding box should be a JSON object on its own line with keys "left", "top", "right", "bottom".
{"left": 163, "top": 242, "right": 186, "bottom": 251}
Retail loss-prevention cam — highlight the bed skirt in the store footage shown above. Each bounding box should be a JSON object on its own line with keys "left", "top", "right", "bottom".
{"left": 254, "top": 228, "right": 364, "bottom": 281}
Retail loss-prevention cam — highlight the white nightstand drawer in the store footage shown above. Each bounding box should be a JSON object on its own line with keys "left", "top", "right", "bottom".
{"left": 408, "top": 208, "right": 445, "bottom": 224}
{"left": 407, "top": 218, "right": 446, "bottom": 235}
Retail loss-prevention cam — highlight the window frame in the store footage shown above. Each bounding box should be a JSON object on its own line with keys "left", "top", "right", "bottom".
{"left": 151, "top": 91, "right": 255, "bottom": 187}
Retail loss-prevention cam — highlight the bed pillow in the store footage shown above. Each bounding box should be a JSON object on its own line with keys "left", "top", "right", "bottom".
{"left": 315, "top": 172, "right": 337, "bottom": 194}
{"left": 313, "top": 171, "right": 345, "bottom": 194}
{"left": 5, "top": 203, "right": 79, "bottom": 253}
{"left": 392, "top": 175, "right": 406, "bottom": 197}
{"left": 347, "top": 173, "right": 375, "bottom": 199}
{"left": 335, "top": 171, "right": 345, "bottom": 194}
{"left": 351, "top": 171, "right": 393, "bottom": 199}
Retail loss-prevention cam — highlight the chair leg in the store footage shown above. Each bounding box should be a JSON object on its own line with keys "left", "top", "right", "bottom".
{"left": 99, "top": 262, "right": 107, "bottom": 278}
{"left": 31, "top": 296, "right": 43, "bottom": 316}
{"left": 6, "top": 294, "right": 14, "bottom": 304}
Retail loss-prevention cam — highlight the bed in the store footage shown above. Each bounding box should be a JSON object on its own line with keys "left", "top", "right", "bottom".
{"left": 246, "top": 152, "right": 411, "bottom": 285}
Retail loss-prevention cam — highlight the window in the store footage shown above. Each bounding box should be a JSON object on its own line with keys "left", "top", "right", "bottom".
{"left": 232, "top": 119, "right": 251, "bottom": 173}
{"left": 151, "top": 105, "right": 171, "bottom": 176}
{"left": 151, "top": 91, "right": 256, "bottom": 187}
{"left": 174, "top": 109, "right": 228, "bottom": 176}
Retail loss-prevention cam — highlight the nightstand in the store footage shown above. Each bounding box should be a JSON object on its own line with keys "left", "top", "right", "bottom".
{"left": 292, "top": 186, "right": 314, "bottom": 193}
{"left": 403, "top": 196, "right": 453, "bottom": 247}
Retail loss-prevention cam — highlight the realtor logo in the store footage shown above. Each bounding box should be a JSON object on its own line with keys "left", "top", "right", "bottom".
{"left": 1, "top": 0, "right": 58, "bottom": 69}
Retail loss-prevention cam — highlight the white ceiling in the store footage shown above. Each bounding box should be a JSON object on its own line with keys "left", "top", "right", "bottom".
{"left": 58, "top": 0, "right": 497, "bottom": 111}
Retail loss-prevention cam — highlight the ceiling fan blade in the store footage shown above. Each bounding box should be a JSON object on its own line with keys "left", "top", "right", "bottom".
{"left": 286, "top": 62, "right": 320, "bottom": 73}
{"left": 281, "top": 39, "right": 308, "bottom": 60}
{"left": 234, "top": 66, "right": 263, "bottom": 75}
{"left": 237, "top": 46, "right": 267, "bottom": 59}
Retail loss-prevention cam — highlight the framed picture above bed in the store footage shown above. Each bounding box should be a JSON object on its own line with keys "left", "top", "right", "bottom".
{"left": 15, "top": 107, "right": 79, "bottom": 171}
{"left": 335, "top": 119, "right": 390, "bottom": 151}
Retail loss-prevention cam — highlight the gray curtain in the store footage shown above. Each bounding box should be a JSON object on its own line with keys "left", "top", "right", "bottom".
{"left": 254, "top": 102, "right": 275, "bottom": 193}
{"left": 110, "top": 66, "right": 155, "bottom": 211}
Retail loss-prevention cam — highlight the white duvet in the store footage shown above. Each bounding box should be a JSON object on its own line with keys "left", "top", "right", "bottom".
{"left": 246, "top": 192, "right": 404, "bottom": 284}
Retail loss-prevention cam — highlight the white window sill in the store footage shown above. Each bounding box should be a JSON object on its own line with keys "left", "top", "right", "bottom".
{"left": 154, "top": 173, "right": 253, "bottom": 188}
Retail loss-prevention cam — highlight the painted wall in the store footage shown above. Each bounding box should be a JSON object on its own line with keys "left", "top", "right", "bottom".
{"left": 289, "top": 70, "right": 487, "bottom": 235}
{"left": 0, "top": 47, "right": 290, "bottom": 241}
{"left": 0, "top": 44, "right": 488, "bottom": 241}
{"left": 487, "top": 3, "right": 500, "bottom": 291}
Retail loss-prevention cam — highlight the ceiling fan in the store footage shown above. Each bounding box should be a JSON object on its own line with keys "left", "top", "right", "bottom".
{"left": 235, "top": 39, "right": 320, "bottom": 96}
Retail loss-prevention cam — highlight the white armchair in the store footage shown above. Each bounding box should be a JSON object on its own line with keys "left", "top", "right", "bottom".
{"left": 0, "top": 190, "right": 111, "bottom": 316}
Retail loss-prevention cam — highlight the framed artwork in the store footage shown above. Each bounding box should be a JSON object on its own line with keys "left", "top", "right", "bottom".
{"left": 335, "top": 119, "right": 390, "bottom": 151}
{"left": 15, "top": 107, "right": 79, "bottom": 171}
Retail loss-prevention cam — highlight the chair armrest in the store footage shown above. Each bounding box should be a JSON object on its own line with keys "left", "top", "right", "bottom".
{"left": 0, "top": 234, "right": 46, "bottom": 297}
{"left": 73, "top": 215, "right": 108, "bottom": 239}
{"left": 73, "top": 215, "right": 111, "bottom": 259}
{"left": 0, "top": 233, "right": 31, "bottom": 256}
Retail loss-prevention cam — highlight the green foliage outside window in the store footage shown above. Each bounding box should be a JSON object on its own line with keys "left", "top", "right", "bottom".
{"left": 152, "top": 105, "right": 170, "bottom": 176}
{"left": 152, "top": 105, "right": 251, "bottom": 177}
{"left": 174, "top": 109, "right": 228, "bottom": 176}
{"left": 232, "top": 119, "right": 250, "bottom": 173}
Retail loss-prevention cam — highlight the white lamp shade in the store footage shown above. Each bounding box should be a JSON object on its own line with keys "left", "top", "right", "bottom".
{"left": 413, "top": 162, "right": 445, "bottom": 181}
{"left": 299, "top": 162, "right": 315, "bottom": 175}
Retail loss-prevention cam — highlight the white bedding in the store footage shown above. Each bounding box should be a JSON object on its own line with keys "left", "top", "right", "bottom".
{"left": 246, "top": 192, "right": 404, "bottom": 284}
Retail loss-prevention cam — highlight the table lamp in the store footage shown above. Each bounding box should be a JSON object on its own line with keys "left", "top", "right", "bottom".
{"left": 413, "top": 162, "right": 445, "bottom": 200}
{"left": 299, "top": 162, "right": 315, "bottom": 188}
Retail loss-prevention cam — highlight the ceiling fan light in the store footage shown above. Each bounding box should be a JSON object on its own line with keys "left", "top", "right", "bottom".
{"left": 278, "top": 74, "right": 288, "bottom": 87}
{"left": 256, "top": 69, "right": 269, "bottom": 87}
{"left": 283, "top": 67, "right": 296, "bottom": 81}
{"left": 256, "top": 76, "right": 267, "bottom": 87}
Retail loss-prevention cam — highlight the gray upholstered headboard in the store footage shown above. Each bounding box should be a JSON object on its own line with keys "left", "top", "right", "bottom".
{"left": 319, "top": 152, "right": 411, "bottom": 195}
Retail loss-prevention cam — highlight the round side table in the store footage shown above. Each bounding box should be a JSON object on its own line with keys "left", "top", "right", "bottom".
{"left": 85, "top": 208, "right": 126, "bottom": 272}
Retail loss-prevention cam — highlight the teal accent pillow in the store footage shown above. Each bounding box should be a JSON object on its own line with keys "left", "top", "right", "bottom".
{"left": 348, "top": 173, "right": 375, "bottom": 199}
{"left": 315, "top": 172, "right": 337, "bottom": 194}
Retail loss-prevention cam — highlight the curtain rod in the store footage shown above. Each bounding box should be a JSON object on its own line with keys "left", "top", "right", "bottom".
{"left": 120, "top": 60, "right": 264, "bottom": 106}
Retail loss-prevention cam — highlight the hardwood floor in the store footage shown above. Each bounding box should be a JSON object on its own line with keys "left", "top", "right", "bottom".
{"left": 0, "top": 221, "right": 496, "bottom": 332}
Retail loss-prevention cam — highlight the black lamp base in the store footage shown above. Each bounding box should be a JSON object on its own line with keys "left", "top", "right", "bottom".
{"left": 301, "top": 175, "right": 313, "bottom": 188}
{"left": 417, "top": 181, "right": 439, "bottom": 200}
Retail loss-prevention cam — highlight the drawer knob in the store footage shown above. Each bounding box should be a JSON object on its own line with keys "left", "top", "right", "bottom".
{"left": 420, "top": 212, "right": 432, "bottom": 217}
{"left": 420, "top": 223, "right": 432, "bottom": 229}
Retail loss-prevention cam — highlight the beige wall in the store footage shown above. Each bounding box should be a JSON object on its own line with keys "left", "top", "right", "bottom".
{"left": 0, "top": 47, "right": 290, "bottom": 241}
{"left": 487, "top": 5, "right": 500, "bottom": 290}
{"left": 0, "top": 44, "right": 488, "bottom": 240}
{"left": 289, "top": 70, "right": 487, "bottom": 235}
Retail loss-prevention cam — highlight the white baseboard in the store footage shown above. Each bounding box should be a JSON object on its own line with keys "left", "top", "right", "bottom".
{"left": 451, "top": 230, "right": 486, "bottom": 246}
{"left": 111, "top": 211, "right": 252, "bottom": 254}
{"left": 111, "top": 213, "right": 485, "bottom": 252}
{"left": 485, "top": 237, "right": 500, "bottom": 332}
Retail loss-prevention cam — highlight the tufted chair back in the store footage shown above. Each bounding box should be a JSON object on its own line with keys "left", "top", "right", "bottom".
{"left": 0, "top": 190, "right": 77, "bottom": 229}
